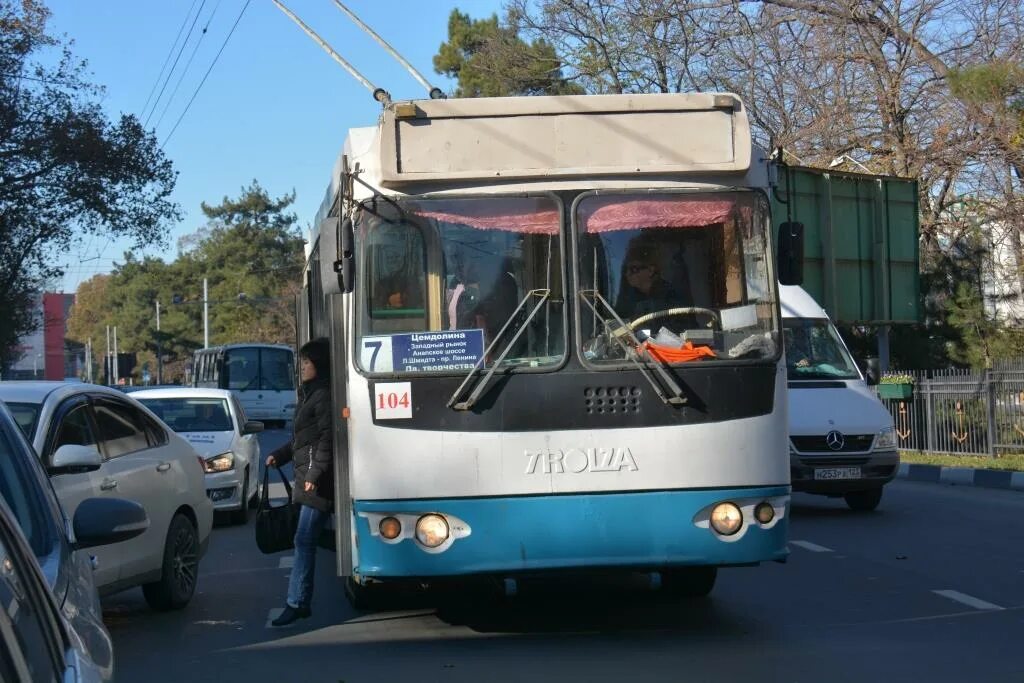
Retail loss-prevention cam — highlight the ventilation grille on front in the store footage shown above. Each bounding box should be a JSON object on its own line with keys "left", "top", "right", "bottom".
{"left": 791, "top": 435, "right": 875, "bottom": 453}
{"left": 584, "top": 386, "right": 642, "bottom": 414}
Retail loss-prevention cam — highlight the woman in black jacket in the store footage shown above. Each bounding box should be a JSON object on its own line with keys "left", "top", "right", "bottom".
{"left": 266, "top": 338, "right": 334, "bottom": 627}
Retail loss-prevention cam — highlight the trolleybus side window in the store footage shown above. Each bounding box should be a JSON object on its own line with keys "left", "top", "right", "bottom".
{"left": 356, "top": 196, "right": 565, "bottom": 374}
{"left": 366, "top": 219, "right": 428, "bottom": 332}
{"left": 576, "top": 192, "right": 777, "bottom": 365}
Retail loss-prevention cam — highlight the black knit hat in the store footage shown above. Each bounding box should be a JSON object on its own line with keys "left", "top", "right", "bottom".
{"left": 299, "top": 338, "right": 330, "bottom": 378}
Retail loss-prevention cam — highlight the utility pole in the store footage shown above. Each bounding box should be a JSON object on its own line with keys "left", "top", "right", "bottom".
{"left": 113, "top": 326, "right": 118, "bottom": 385}
{"left": 105, "top": 326, "right": 111, "bottom": 385}
{"left": 156, "top": 300, "right": 163, "bottom": 385}
{"left": 86, "top": 338, "right": 91, "bottom": 383}
{"left": 203, "top": 277, "right": 209, "bottom": 349}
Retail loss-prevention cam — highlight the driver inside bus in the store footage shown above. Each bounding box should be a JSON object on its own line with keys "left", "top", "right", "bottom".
{"left": 615, "top": 244, "right": 683, "bottom": 320}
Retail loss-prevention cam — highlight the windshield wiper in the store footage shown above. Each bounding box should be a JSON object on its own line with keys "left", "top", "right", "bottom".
{"left": 578, "top": 290, "right": 687, "bottom": 406}
{"left": 447, "top": 288, "right": 551, "bottom": 411}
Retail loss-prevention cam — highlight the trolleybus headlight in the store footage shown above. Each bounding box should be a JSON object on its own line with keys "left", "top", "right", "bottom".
{"left": 754, "top": 502, "right": 775, "bottom": 524}
{"left": 379, "top": 516, "right": 402, "bottom": 540}
{"left": 710, "top": 502, "right": 743, "bottom": 536}
{"left": 415, "top": 514, "right": 450, "bottom": 548}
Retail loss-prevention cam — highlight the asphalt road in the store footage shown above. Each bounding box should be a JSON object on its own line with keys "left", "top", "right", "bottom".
{"left": 102, "top": 430, "right": 1024, "bottom": 682}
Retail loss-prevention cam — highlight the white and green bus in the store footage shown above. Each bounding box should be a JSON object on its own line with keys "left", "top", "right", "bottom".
{"left": 192, "top": 343, "right": 296, "bottom": 428}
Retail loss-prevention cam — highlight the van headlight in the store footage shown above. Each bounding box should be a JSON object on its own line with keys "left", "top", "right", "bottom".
{"left": 875, "top": 427, "right": 896, "bottom": 450}
{"left": 204, "top": 453, "right": 234, "bottom": 473}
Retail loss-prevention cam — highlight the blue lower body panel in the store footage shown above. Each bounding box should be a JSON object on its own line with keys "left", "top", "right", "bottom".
{"left": 353, "top": 486, "right": 790, "bottom": 578}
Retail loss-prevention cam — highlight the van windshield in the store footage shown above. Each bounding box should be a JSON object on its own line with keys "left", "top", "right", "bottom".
{"left": 783, "top": 319, "right": 860, "bottom": 380}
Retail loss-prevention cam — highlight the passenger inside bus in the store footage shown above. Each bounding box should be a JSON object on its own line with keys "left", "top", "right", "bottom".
{"left": 446, "top": 249, "right": 523, "bottom": 353}
{"left": 445, "top": 249, "right": 480, "bottom": 330}
{"left": 370, "top": 233, "right": 425, "bottom": 313}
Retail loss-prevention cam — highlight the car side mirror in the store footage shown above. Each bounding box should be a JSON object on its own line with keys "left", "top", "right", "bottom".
{"left": 72, "top": 497, "right": 149, "bottom": 550}
{"left": 242, "top": 420, "right": 264, "bottom": 435}
{"left": 864, "top": 357, "right": 881, "bottom": 386}
{"left": 48, "top": 444, "right": 102, "bottom": 476}
{"left": 777, "top": 221, "right": 805, "bottom": 286}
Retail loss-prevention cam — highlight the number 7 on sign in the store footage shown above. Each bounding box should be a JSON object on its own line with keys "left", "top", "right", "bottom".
{"left": 360, "top": 336, "right": 393, "bottom": 372}
{"left": 375, "top": 382, "right": 412, "bottom": 419}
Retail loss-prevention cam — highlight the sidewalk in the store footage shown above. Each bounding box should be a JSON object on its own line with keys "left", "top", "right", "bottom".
{"left": 898, "top": 463, "right": 1024, "bottom": 491}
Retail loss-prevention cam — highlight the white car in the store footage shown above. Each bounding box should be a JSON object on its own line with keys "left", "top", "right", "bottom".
{"left": 132, "top": 388, "right": 262, "bottom": 524}
{"left": 0, "top": 382, "right": 214, "bottom": 610}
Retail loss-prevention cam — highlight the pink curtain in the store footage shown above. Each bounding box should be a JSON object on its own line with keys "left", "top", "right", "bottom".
{"left": 413, "top": 200, "right": 559, "bottom": 234}
{"left": 581, "top": 197, "right": 744, "bottom": 233}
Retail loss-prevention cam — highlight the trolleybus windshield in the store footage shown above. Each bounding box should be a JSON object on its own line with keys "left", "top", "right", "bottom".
{"left": 576, "top": 191, "right": 778, "bottom": 366}
{"left": 356, "top": 195, "right": 565, "bottom": 374}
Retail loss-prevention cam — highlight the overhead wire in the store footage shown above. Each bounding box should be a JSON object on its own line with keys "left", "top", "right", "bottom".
{"left": 162, "top": 0, "right": 252, "bottom": 148}
{"left": 153, "top": 0, "right": 224, "bottom": 131}
{"left": 139, "top": 0, "right": 201, "bottom": 118}
{"left": 144, "top": 0, "right": 209, "bottom": 128}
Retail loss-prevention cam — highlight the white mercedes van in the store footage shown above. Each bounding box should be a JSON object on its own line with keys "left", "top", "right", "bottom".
{"left": 781, "top": 285, "right": 898, "bottom": 511}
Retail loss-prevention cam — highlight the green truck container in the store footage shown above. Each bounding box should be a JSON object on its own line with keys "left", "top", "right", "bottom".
{"left": 771, "top": 165, "right": 920, "bottom": 325}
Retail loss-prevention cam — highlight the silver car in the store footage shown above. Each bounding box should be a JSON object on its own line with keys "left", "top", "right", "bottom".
{"left": 132, "top": 387, "right": 263, "bottom": 524}
{"left": 0, "top": 400, "right": 148, "bottom": 682}
{"left": 0, "top": 382, "right": 214, "bottom": 610}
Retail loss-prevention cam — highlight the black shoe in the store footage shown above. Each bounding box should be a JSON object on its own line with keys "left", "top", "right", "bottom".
{"left": 271, "top": 604, "right": 311, "bottom": 627}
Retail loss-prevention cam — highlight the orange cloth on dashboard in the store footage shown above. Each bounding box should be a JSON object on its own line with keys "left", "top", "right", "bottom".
{"left": 640, "top": 340, "right": 717, "bottom": 363}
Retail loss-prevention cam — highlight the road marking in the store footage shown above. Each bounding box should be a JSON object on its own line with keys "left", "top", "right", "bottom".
{"left": 932, "top": 590, "right": 1004, "bottom": 611}
{"left": 279, "top": 556, "right": 294, "bottom": 569}
{"left": 789, "top": 540, "right": 833, "bottom": 553}
{"left": 265, "top": 608, "right": 284, "bottom": 628}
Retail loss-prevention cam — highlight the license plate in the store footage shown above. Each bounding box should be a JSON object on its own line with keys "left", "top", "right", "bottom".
{"left": 814, "top": 467, "right": 862, "bottom": 480}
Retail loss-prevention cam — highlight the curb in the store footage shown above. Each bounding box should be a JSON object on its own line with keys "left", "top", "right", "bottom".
{"left": 898, "top": 463, "right": 1024, "bottom": 492}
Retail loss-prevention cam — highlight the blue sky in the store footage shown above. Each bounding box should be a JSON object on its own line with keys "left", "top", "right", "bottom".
{"left": 47, "top": 0, "right": 502, "bottom": 292}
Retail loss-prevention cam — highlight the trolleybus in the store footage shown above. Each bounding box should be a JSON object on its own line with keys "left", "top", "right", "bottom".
{"left": 301, "top": 93, "right": 793, "bottom": 606}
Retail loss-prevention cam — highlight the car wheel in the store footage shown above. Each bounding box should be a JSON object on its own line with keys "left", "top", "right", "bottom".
{"left": 660, "top": 566, "right": 717, "bottom": 598}
{"left": 142, "top": 513, "right": 199, "bottom": 611}
{"left": 844, "top": 487, "right": 883, "bottom": 511}
{"left": 230, "top": 474, "right": 250, "bottom": 525}
{"left": 248, "top": 480, "right": 260, "bottom": 509}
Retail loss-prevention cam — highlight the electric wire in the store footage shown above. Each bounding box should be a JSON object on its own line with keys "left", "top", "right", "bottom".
{"left": 162, "top": 0, "right": 252, "bottom": 148}
{"left": 154, "top": 0, "right": 223, "bottom": 131}
{"left": 144, "top": 0, "right": 209, "bottom": 128}
{"left": 139, "top": 0, "right": 200, "bottom": 118}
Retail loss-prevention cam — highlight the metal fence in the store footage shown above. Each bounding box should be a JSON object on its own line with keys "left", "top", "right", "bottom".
{"left": 879, "top": 360, "right": 1024, "bottom": 456}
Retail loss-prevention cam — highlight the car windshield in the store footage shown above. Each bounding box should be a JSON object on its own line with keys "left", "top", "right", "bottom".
{"left": 137, "top": 398, "right": 233, "bottom": 432}
{"left": 576, "top": 191, "right": 778, "bottom": 365}
{"left": 5, "top": 403, "right": 39, "bottom": 441}
{"left": 355, "top": 196, "right": 564, "bottom": 374}
{"left": 783, "top": 319, "right": 861, "bottom": 380}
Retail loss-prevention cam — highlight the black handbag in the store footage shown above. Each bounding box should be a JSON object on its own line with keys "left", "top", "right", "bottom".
{"left": 254, "top": 465, "right": 337, "bottom": 554}
{"left": 254, "top": 466, "right": 298, "bottom": 554}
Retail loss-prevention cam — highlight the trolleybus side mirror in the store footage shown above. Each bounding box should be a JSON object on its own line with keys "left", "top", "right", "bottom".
{"left": 777, "top": 221, "right": 805, "bottom": 286}
{"left": 339, "top": 216, "right": 355, "bottom": 293}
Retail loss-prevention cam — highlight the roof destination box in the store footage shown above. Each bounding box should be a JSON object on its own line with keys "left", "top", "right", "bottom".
{"left": 378, "top": 93, "right": 752, "bottom": 186}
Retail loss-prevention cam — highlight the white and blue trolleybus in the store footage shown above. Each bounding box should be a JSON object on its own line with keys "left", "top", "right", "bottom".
{"left": 302, "top": 93, "right": 792, "bottom": 606}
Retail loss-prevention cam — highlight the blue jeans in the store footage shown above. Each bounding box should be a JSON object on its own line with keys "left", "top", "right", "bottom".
{"left": 286, "top": 505, "right": 329, "bottom": 609}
